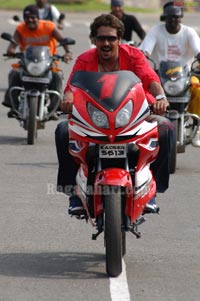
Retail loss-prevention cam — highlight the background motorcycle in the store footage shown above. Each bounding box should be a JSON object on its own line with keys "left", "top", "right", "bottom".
{"left": 1, "top": 32, "right": 75, "bottom": 145}
{"left": 148, "top": 57, "right": 200, "bottom": 174}
{"left": 68, "top": 70, "right": 160, "bottom": 277}
{"left": 158, "top": 60, "right": 200, "bottom": 173}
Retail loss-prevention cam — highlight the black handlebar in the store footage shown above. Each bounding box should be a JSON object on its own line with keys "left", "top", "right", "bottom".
{"left": 3, "top": 53, "right": 23, "bottom": 59}
{"left": 3, "top": 52, "right": 68, "bottom": 63}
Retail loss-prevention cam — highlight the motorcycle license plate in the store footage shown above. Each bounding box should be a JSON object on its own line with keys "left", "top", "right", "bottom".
{"left": 22, "top": 76, "right": 50, "bottom": 84}
{"left": 99, "top": 144, "right": 126, "bottom": 158}
{"left": 167, "top": 97, "right": 189, "bottom": 103}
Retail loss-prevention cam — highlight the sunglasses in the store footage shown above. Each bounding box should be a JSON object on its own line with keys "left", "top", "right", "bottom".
{"left": 166, "top": 15, "right": 180, "bottom": 19}
{"left": 24, "top": 15, "right": 38, "bottom": 20}
{"left": 95, "top": 36, "right": 118, "bottom": 42}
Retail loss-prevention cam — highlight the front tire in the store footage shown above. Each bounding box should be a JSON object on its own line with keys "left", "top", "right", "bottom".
{"left": 104, "top": 186, "right": 122, "bottom": 277}
{"left": 27, "top": 96, "right": 38, "bottom": 145}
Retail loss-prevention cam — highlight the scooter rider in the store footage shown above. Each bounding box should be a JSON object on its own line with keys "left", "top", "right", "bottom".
{"left": 139, "top": 1, "right": 200, "bottom": 147}
{"left": 55, "top": 13, "right": 174, "bottom": 216}
{"left": 2, "top": 5, "right": 72, "bottom": 119}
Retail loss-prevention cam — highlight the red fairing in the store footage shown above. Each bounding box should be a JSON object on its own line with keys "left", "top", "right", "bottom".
{"left": 69, "top": 72, "right": 149, "bottom": 144}
{"left": 93, "top": 168, "right": 134, "bottom": 217}
{"left": 68, "top": 70, "right": 159, "bottom": 224}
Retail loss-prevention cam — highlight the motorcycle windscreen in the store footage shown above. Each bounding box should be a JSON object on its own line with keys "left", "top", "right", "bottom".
{"left": 24, "top": 45, "right": 51, "bottom": 76}
{"left": 24, "top": 45, "right": 50, "bottom": 61}
{"left": 70, "top": 71, "right": 141, "bottom": 111}
{"left": 159, "top": 60, "right": 189, "bottom": 80}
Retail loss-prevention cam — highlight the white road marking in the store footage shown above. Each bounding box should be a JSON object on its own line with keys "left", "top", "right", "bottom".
{"left": 110, "top": 259, "right": 131, "bottom": 301}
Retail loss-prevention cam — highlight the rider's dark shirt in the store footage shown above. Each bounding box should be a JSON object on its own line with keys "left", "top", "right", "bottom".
{"left": 114, "top": 12, "right": 146, "bottom": 42}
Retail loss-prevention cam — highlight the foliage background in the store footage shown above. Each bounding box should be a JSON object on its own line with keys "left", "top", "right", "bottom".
{"left": 0, "top": 0, "right": 154, "bottom": 12}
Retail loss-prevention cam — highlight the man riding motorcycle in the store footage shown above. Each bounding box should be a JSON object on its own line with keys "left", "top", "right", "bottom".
{"left": 55, "top": 14, "right": 174, "bottom": 216}
{"left": 35, "top": 0, "right": 65, "bottom": 30}
{"left": 139, "top": 1, "right": 200, "bottom": 147}
{"left": 110, "top": 0, "right": 146, "bottom": 43}
{"left": 2, "top": 5, "right": 72, "bottom": 120}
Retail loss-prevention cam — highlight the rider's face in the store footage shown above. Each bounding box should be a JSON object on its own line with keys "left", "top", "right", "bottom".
{"left": 36, "top": 0, "right": 47, "bottom": 8}
{"left": 94, "top": 26, "right": 120, "bottom": 61}
{"left": 165, "top": 15, "right": 181, "bottom": 33}
{"left": 24, "top": 15, "right": 39, "bottom": 30}
{"left": 111, "top": 6, "right": 123, "bottom": 20}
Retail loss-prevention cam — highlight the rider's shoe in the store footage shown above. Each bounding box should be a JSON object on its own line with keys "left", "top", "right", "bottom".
{"left": 68, "top": 195, "right": 86, "bottom": 216}
{"left": 143, "top": 197, "right": 159, "bottom": 214}
{"left": 48, "top": 112, "right": 59, "bottom": 121}
{"left": 192, "top": 130, "right": 200, "bottom": 147}
{"left": 2, "top": 100, "right": 11, "bottom": 108}
{"left": 7, "top": 109, "right": 17, "bottom": 118}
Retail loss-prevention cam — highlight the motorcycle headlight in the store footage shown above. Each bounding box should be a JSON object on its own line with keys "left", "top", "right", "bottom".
{"left": 163, "top": 78, "right": 187, "bottom": 96}
{"left": 87, "top": 103, "right": 109, "bottom": 128}
{"left": 115, "top": 100, "right": 133, "bottom": 128}
{"left": 26, "top": 60, "right": 48, "bottom": 76}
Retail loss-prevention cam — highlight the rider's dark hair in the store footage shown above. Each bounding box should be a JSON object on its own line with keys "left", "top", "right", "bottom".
{"left": 90, "top": 14, "right": 125, "bottom": 40}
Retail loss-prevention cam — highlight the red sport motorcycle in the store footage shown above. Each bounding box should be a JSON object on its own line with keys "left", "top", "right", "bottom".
{"left": 68, "top": 70, "right": 159, "bottom": 277}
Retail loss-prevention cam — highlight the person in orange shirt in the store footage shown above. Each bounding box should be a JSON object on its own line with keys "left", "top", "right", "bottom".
{"left": 2, "top": 5, "right": 72, "bottom": 119}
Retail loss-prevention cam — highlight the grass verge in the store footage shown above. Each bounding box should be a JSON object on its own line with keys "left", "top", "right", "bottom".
{"left": 0, "top": 0, "right": 154, "bottom": 13}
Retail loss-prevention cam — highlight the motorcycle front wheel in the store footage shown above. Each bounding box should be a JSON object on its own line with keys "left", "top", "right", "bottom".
{"left": 27, "top": 96, "right": 38, "bottom": 145}
{"left": 104, "top": 185, "right": 123, "bottom": 277}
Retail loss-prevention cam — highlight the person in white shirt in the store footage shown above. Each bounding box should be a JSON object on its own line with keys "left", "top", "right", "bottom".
{"left": 140, "top": 1, "right": 200, "bottom": 147}
{"left": 36, "top": 0, "right": 65, "bottom": 29}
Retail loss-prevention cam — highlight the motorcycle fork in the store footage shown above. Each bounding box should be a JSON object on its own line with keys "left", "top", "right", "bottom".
{"left": 92, "top": 188, "right": 145, "bottom": 240}
{"left": 21, "top": 92, "right": 28, "bottom": 120}
{"left": 92, "top": 187, "right": 126, "bottom": 240}
{"left": 38, "top": 93, "right": 44, "bottom": 120}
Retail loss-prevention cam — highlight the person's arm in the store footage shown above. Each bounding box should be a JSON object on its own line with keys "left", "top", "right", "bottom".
{"left": 149, "top": 81, "right": 169, "bottom": 115}
{"left": 50, "top": 5, "right": 64, "bottom": 29}
{"left": 52, "top": 27, "right": 72, "bottom": 62}
{"left": 61, "top": 91, "right": 74, "bottom": 113}
{"left": 185, "top": 27, "right": 200, "bottom": 55}
{"left": 6, "top": 30, "right": 21, "bottom": 56}
{"left": 61, "top": 56, "right": 87, "bottom": 113}
{"left": 139, "top": 25, "right": 158, "bottom": 57}
{"left": 129, "top": 15, "right": 146, "bottom": 40}
{"left": 129, "top": 48, "right": 169, "bottom": 115}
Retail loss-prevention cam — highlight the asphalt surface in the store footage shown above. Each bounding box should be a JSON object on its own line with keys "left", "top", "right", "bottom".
{"left": 0, "top": 10, "right": 200, "bottom": 301}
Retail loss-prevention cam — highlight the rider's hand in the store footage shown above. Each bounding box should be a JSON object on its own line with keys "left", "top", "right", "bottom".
{"left": 63, "top": 51, "right": 72, "bottom": 63}
{"left": 57, "top": 24, "right": 64, "bottom": 30}
{"left": 152, "top": 98, "right": 169, "bottom": 115}
{"left": 7, "top": 49, "right": 16, "bottom": 56}
{"left": 61, "top": 91, "right": 73, "bottom": 113}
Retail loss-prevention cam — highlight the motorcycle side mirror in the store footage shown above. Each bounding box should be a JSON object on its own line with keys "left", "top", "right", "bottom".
{"left": 13, "top": 15, "right": 21, "bottom": 22}
{"left": 59, "top": 13, "right": 65, "bottom": 20}
{"left": 1, "top": 32, "right": 18, "bottom": 45}
{"left": 58, "top": 38, "right": 76, "bottom": 46}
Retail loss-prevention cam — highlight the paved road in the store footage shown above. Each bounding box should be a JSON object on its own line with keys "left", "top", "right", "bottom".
{"left": 0, "top": 10, "right": 200, "bottom": 301}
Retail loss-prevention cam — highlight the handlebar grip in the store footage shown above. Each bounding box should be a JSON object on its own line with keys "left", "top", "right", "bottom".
{"left": 52, "top": 54, "right": 68, "bottom": 62}
{"left": 3, "top": 53, "right": 23, "bottom": 58}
